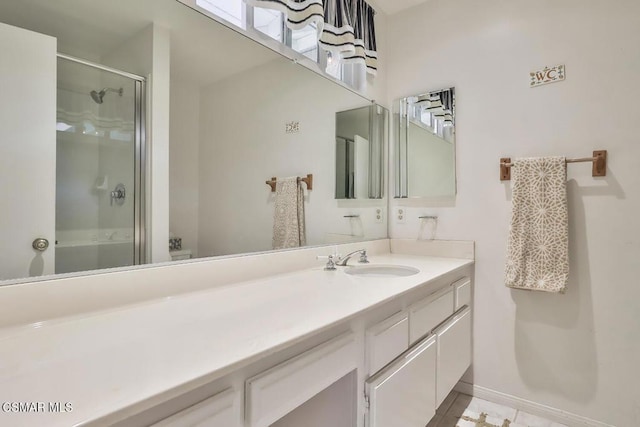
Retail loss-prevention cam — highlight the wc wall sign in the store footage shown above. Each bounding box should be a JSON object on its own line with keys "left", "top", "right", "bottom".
{"left": 530, "top": 64, "right": 565, "bottom": 87}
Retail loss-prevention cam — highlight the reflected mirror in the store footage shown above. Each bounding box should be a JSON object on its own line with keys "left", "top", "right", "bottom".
{"left": 0, "top": 0, "right": 387, "bottom": 284}
{"left": 335, "top": 104, "right": 388, "bottom": 200}
{"left": 394, "top": 87, "right": 456, "bottom": 199}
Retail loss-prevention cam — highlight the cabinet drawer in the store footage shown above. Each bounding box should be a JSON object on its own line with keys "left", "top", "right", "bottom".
{"left": 151, "top": 388, "right": 239, "bottom": 427}
{"left": 246, "top": 332, "right": 358, "bottom": 427}
{"left": 409, "top": 287, "right": 454, "bottom": 344}
{"left": 436, "top": 307, "right": 472, "bottom": 406}
{"left": 365, "top": 335, "right": 437, "bottom": 427}
{"left": 366, "top": 311, "right": 409, "bottom": 375}
{"left": 454, "top": 277, "right": 471, "bottom": 310}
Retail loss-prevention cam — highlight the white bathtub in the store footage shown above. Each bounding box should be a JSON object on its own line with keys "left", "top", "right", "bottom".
{"left": 55, "top": 229, "right": 135, "bottom": 274}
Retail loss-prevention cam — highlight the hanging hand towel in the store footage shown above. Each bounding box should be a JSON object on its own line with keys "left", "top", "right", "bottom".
{"left": 505, "top": 157, "right": 569, "bottom": 293}
{"left": 272, "top": 177, "right": 307, "bottom": 250}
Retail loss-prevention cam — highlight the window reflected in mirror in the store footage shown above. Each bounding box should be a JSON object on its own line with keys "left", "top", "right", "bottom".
{"left": 395, "top": 88, "right": 456, "bottom": 199}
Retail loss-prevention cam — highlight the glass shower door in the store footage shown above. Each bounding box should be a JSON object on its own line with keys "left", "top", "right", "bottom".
{"left": 55, "top": 56, "right": 144, "bottom": 274}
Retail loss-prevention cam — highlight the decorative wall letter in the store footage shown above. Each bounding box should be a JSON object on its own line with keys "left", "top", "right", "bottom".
{"left": 530, "top": 65, "right": 565, "bottom": 87}
{"left": 286, "top": 121, "right": 300, "bottom": 133}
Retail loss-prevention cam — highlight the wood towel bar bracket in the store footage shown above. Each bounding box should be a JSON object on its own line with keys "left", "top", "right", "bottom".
{"left": 266, "top": 174, "right": 313, "bottom": 192}
{"left": 500, "top": 150, "right": 607, "bottom": 181}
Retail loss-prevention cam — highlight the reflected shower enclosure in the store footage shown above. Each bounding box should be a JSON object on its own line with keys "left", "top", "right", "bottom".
{"left": 335, "top": 104, "right": 387, "bottom": 200}
{"left": 55, "top": 56, "right": 145, "bottom": 274}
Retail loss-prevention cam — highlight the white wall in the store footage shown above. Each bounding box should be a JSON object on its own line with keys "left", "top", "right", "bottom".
{"left": 148, "top": 25, "right": 171, "bottom": 263}
{"left": 387, "top": 1, "right": 640, "bottom": 425}
{"left": 198, "top": 59, "right": 387, "bottom": 257}
{"left": 169, "top": 77, "right": 200, "bottom": 257}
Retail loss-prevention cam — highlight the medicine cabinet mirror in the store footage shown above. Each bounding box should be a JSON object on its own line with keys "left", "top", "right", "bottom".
{"left": 335, "top": 104, "right": 388, "bottom": 200}
{"left": 394, "top": 88, "right": 456, "bottom": 200}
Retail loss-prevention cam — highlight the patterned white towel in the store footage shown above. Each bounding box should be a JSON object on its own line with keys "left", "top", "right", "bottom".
{"left": 272, "top": 177, "right": 306, "bottom": 250}
{"left": 505, "top": 157, "right": 569, "bottom": 293}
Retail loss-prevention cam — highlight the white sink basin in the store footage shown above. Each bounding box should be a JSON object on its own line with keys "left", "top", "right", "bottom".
{"left": 344, "top": 264, "right": 420, "bottom": 277}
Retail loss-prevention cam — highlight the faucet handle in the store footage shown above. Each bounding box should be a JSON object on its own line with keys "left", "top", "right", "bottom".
{"left": 358, "top": 250, "right": 370, "bottom": 264}
{"left": 317, "top": 254, "right": 337, "bottom": 271}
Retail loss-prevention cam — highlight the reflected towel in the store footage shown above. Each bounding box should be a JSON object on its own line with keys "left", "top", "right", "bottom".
{"left": 272, "top": 177, "right": 306, "bottom": 250}
{"left": 505, "top": 157, "right": 569, "bottom": 293}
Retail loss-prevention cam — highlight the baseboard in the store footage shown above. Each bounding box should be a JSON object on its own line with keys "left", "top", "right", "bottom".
{"left": 453, "top": 381, "right": 614, "bottom": 427}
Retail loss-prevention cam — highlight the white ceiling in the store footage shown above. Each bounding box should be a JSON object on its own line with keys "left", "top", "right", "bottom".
{"left": 373, "top": 0, "right": 428, "bottom": 16}
{"left": 0, "top": 0, "right": 281, "bottom": 87}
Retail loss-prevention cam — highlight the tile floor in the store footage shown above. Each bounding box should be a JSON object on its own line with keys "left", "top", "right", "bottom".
{"left": 427, "top": 392, "right": 568, "bottom": 427}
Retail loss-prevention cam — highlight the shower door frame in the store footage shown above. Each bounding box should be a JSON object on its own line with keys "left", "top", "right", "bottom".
{"left": 57, "top": 53, "right": 147, "bottom": 266}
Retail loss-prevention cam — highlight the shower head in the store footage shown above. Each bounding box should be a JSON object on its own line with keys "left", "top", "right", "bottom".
{"left": 90, "top": 90, "right": 103, "bottom": 104}
{"left": 90, "top": 87, "right": 123, "bottom": 104}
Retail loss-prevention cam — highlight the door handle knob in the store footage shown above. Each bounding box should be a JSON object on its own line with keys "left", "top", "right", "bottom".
{"left": 32, "top": 238, "right": 49, "bottom": 252}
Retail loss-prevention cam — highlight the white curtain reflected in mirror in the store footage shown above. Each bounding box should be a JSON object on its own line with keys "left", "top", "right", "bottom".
{"left": 395, "top": 88, "right": 456, "bottom": 200}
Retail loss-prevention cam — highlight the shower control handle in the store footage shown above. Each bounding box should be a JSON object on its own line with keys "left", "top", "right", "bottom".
{"left": 32, "top": 238, "right": 49, "bottom": 252}
{"left": 110, "top": 183, "right": 126, "bottom": 206}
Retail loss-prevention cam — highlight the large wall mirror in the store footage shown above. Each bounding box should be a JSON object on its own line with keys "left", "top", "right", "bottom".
{"left": 335, "top": 104, "right": 388, "bottom": 200}
{"left": 394, "top": 88, "right": 456, "bottom": 199}
{"left": 0, "top": 0, "right": 387, "bottom": 284}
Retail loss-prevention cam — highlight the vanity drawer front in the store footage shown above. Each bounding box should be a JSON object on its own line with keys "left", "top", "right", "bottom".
{"left": 409, "top": 287, "right": 454, "bottom": 344}
{"left": 454, "top": 277, "right": 471, "bottom": 310}
{"left": 366, "top": 311, "right": 409, "bottom": 375}
{"left": 245, "top": 332, "right": 358, "bottom": 427}
{"left": 151, "top": 388, "right": 239, "bottom": 427}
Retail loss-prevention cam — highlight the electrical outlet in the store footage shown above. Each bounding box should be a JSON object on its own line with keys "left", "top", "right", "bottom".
{"left": 396, "top": 208, "right": 406, "bottom": 224}
{"left": 375, "top": 208, "right": 383, "bottom": 224}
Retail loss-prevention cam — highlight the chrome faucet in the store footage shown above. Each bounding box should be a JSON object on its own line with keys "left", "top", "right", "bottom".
{"left": 317, "top": 254, "right": 338, "bottom": 271}
{"left": 335, "top": 249, "right": 369, "bottom": 266}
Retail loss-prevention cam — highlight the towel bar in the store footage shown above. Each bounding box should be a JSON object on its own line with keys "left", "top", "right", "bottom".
{"left": 266, "top": 174, "right": 313, "bottom": 192}
{"left": 500, "top": 150, "right": 607, "bottom": 181}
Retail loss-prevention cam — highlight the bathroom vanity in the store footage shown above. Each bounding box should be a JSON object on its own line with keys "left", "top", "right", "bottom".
{"left": 0, "top": 240, "right": 473, "bottom": 427}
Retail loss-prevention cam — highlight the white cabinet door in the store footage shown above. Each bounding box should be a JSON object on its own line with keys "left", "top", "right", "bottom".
{"left": 366, "top": 335, "right": 436, "bottom": 427}
{"left": 0, "top": 22, "right": 56, "bottom": 281}
{"left": 151, "top": 388, "right": 239, "bottom": 427}
{"left": 436, "top": 307, "right": 472, "bottom": 406}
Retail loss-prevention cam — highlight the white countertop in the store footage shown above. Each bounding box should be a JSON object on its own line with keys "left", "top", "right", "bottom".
{"left": 0, "top": 254, "right": 472, "bottom": 426}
